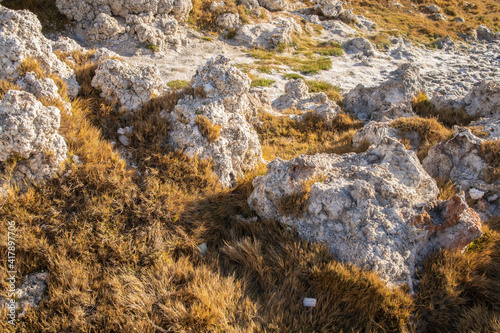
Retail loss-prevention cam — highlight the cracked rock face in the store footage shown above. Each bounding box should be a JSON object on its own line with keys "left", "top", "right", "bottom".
{"left": 423, "top": 127, "right": 500, "bottom": 198}
{"left": 0, "top": 5, "right": 79, "bottom": 97}
{"left": 343, "top": 63, "right": 423, "bottom": 122}
{"left": 91, "top": 59, "right": 170, "bottom": 112}
{"left": 0, "top": 90, "right": 67, "bottom": 192}
{"left": 169, "top": 55, "right": 263, "bottom": 188}
{"left": 249, "top": 138, "right": 482, "bottom": 286}
{"left": 272, "top": 79, "right": 341, "bottom": 124}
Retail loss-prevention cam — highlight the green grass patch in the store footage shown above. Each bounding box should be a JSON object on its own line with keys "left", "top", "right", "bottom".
{"left": 250, "top": 78, "right": 276, "bottom": 88}
{"left": 284, "top": 73, "right": 305, "bottom": 80}
{"left": 167, "top": 80, "right": 191, "bottom": 90}
{"left": 305, "top": 80, "right": 343, "bottom": 103}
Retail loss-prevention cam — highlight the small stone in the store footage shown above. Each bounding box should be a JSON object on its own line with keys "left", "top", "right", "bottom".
{"left": 303, "top": 298, "right": 317, "bottom": 307}
{"left": 487, "top": 194, "right": 499, "bottom": 202}
{"left": 119, "top": 135, "right": 130, "bottom": 146}
{"left": 198, "top": 243, "right": 208, "bottom": 255}
{"left": 469, "top": 188, "right": 485, "bottom": 200}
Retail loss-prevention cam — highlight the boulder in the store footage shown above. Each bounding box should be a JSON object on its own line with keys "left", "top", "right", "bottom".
{"left": 0, "top": 5, "right": 79, "bottom": 97}
{"left": 235, "top": 17, "right": 302, "bottom": 49}
{"left": 86, "top": 13, "right": 126, "bottom": 42}
{"left": 91, "top": 59, "right": 170, "bottom": 112}
{"left": 338, "top": 9, "right": 356, "bottom": 24}
{"left": 249, "top": 138, "right": 482, "bottom": 286}
{"left": 17, "top": 72, "right": 71, "bottom": 114}
{"left": 272, "top": 79, "right": 341, "bottom": 124}
{"left": 168, "top": 55, "right": 263, "bottom": 188}
{"left": 463, "top": 80, "right": 500, "bottom": 118}
{"left": 126, "top": 13, "right": 182, "bottom": 50}
{"left": 315, "top": 0, "right": 344, "bottom": 19}
{"left": 436, "top": 35, "right": 455, "bottom": 51}
{"left": 0, "top": 90, "right": 67, "bottom": 191}
{"left": 352, "top": 121, "right": 400, "bottom": 149}
{"left": 343, "top": 37, "right": 375, "bottom": 57}
{"left": 477, "top": 25, "right": 500, "bottom": 42}
{"left": 425, "top": 4, "right": 441, "bottom": 13}
{"left": 240, "top": 0, "right": 261, "bottom": 15}
{"left": 423, "top": 127, "right": 500, "bottom": 197}
{"left": 428, "top": 13, "right": 447, "bottom": 21}
{"left": 343, "top": 63, "right": 423, "bottom": 121}
{"left": 258, "top": 0, "right": 287, "bottom": 11}
{"left": 216, "top": 13, "right": 240, "bottom": 30}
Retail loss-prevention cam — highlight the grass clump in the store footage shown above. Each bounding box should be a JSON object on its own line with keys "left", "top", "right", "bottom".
{"left": 250, "top": 78, "right": 275, "bottom": 88}
{"left": 278, "top": 176, "right": 325, "bottom": 217}
{"left": 146, "top": 44, "right": 160, "bottom": 52}
{"left": 435, "top": 178, "right": 458, "bottom": 200}
{"left": 0, "top": 80, "right": 20, "bottom": 99}
{"left": 247, "top": 48, "right": 333, "bottom": 74}
{"left": 256, "top": 112, "right": 364, "bottom": 160}
{"left": 284, "top": 73, "right": 305, "bottom": 80}
{"left": 167, "top": 80, "right": 191, "bottom": 90}
{"left": 305, "top": 80, "right": 343, "bottom": 103}
{"left": 196, "top": 115, "right": 222, "bottom": 144}
{"left": 412, "top": 91, "right": 475, "bottom": 127}
{"left": 18, "top": 57, "right": 45, "bottom": 78}
{"left": 390, "top": 116, "right": 452, "bottom": 160}
{"left": 480, "top": 139, "right": 500, "bottom": 182}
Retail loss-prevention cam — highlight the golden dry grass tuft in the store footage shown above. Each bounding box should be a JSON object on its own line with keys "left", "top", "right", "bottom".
{"left": 255, "top": 112, "right": 364, "bottom": 160}
{"left": 0, "top": 80, "right": 20, "bottom": 99}
{"left": 435, "top": 177, "right": 458, "bottom": 200}
{"left": 390, "top": 116, "right": 452, "bottom": 160}
{"left": 196, "top": 115, "right": 222, "bottom": 144}
{"left": 17, "top": 57, "right": 45, "bottom": 79}
{"left": 480, "top": 139, "right": 500, "bottom": 182}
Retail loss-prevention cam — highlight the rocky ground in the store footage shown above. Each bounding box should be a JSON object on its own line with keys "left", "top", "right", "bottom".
{"left": 0, "top": 0, "right": 499, "bottom": 332}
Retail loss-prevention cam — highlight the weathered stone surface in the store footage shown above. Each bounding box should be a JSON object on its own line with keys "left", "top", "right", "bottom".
{"left": 91, "top": 58, "right": 170, "bottom": 112}
{"left": 352, "top": 121, "right": 400, "bottom": 149}
{"left": 258, "top": 0, "right": 287, "bottom": 11}
{"left": 343, "top": 37, "right": 375, "bottom": 57}
{"left": 0, "top": 5, "right": 79, "bottom": 97}
{"left": 343, "top": 63, "right": 423, "bottom": 121}
{"left": 240, "top": 0, "right": 261, "bottom": 15}
{"left": 272, "top": 79, "right": 340, "bottom": 124}
{"left": 52, "top": 36, "right": 84, "bottom": 54}
{"left": 86, "top": 13, "right": 126, "bottom": 42}
{"left": 17, "top": 72, "right": 71, "bottom": 114}
{"left": 216, "top": 13, "right": 240, "bottom": 30}
{"left": 463, "top": 80, "right": 500, "bottom": 118}
{"left": 234, "top": 17, "right": 302, "bottom": 49}
{"left": 436, "top": 35, "right": 455, "bottom": 50}
{"left": 0, "top": 271, "right": 48, "bottom": 318}
{"left": 0, "top": 90, "right": 67, "bottom": 190}
{"left": 469, "top": 118, "right": 500, "bottom": 140}
{"left": 477, "top": 25, "right": 500, "bottom": 42}
{"left": 338, "top": 9, "right": 356, "bottom": 24}
{"left": 169, "top": 55, "right": 263, "bottom": 188}
{"left": 249, "top": 138, "right": 481, "bottom": 286}
{"left": 315, "top": 0, "right": 344, "bottom": 19}
{"left": 423, "top": 127, "right": 500, "bottom": 197}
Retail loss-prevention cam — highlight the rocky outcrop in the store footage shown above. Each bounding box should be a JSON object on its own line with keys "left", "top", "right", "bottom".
{"left": 272, "top": 79, "right": 340, "bottom": 124}
{"left": 0, "top": 90, "right": 67, "bottom": 192}
{"left": 477, "top": 25, "right": 500, "bottom": 42}
{"left": 168, "top": 55, "right": 263, "bottom": 188}
{"left": 91, "top": 59, "right": 170, "bottom": 112}
{"left": 55, "top": 0, "right": 192, "bottom": 49}
{"left": 352, "top": 121, "right": 400, "bottom": 149}
{"left": 343, "top": 37, "right": 375, "bottom": 57}
{"left": 249, "top": 138, "right": 482, "bottom": 286}
{"left": 217, "top": 13, "right": 240, "bottom": 30}
{"left": 315, "top": 0, "right": 344, "bottom": 19}
{"left": 423, "top": 127, "right": 499, "bottom": 199}
{"left": 343, "top": 63, "right": 423, "bottom": 122}
{"left": 0, "top": 5, "right": 79, "bottom": 97}
{"left": 258, "top": 0, "right": 287, "bottom": 12}
{"left": 234, "top": 17, "right": 302, "bottom": 49}
{"left": 463, "top": 80, "right": 500, "bottom": 119}
{"left": 17, "top": 72, "right": 71, "bottom": 114}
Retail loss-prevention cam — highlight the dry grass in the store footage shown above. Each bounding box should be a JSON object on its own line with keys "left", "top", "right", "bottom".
{"left": 480, "top": 139, "right": 500, "bottom": 182}
{"left": 196, "top": 115, "right": 222, "bottom": 144}
{"left": 412, "top": 91, "right": 475, "bottom": 128}
{"left": 390, "top": 116, "right": 452, "bottom": 160}
{"left": 435, "top": 177, "right": 458, "bottom": 200}
{"left": 304, "top": 80, "right": 343, "bottom": 103}
{"left": 350, "top": 0, "right": 500, "bottom": 44}
{"left": 256, "top": 112, "right": 364, "bottom": 160}
{"left": 188, "top": 0, "right": 253, "bottom": 32}
{"left": 0, "top": 80, "right": 20, "bottom": 100}
{"left": 278, "top": 176, "right": 325, "bottom": 217}
{"left": 17, "top": 57, "right": 45, "bottom": 79}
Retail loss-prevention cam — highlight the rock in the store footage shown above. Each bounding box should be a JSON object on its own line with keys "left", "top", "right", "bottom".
{"left": 338, "top": 9, "right": 356, "bottom": 24}
{"left": 343, "top": 37, "right": 375, "bottom": 57}
{"left": 469, "top": 188, "right": 485, "bottom": 200}
{"left": 235, "top": 17, "right": 302, "bottom": 49}
{"left": 0, "top": 90, "right": 67, "bottom": 191}
{"left": 436, "top": 35, "right": 455, "bottom": 50}
{"left": 454, "top": 17, "right": 465, "bottom": 23}
{"left": 0, "top": 271, "right": 48, "bottom": 317}
{"left": 86, "top": 13, "right": 126, "bottom": 42}
{"left": 343, "top": 63, "right": 423, "bottom": 122}
{"left": 168, "top": 55, "right": 263, "bottom": 188}
{"left": 356, "top": 15, "right": 377, "bottom": 30}
{"left": 469, "top": 118, "right": 500, "bottom": 140}
{"left": 0, "top": 5, "right": 79, "bottom": 97}
{"left": 217, "top": 13, "right": 240, "bottom": 30}
{"left": 248, "top": 138, "right": 481, "bottom": 286}
{"left": 240, "top": 0, "right": 261, "bottom": 15}
{"left": 127, "top": 13, "right": 182, "bottom": 51}
{"left": 428, "top": 13, "right": 447, "bottom": 21}
{"left": 52, "top": 36, "right": 84, "bottom": 54}
{"left": 425, "top": 4, "right": 441, "bottom": 13}
{"left": 272, "top": 79, "right": 340, "bottom": 124}
{"left": 210, "top": 0, "right": 225, "bottom": 12}
{"left": 477, "top": 25, "right": 500, "bottom": 42}
{"left": 352, "top": 121, "right": 400, "bottom": 149}
{"left": 463, "top": 80, "right": 500, "bottom": 118}
{"left": 315, "top": 0, "right": 344, "bottom": 19}
{"left": 17, "top": 72, "right": 71, "bottom": 114}
{"left": 91, "top": 59, "right": 170, "bottom": 112}
{"left": 422, "top": 127, "right": 499, "bottom": 197}
{"left": 258, "top": 0, "right": 287, "bottom": 11}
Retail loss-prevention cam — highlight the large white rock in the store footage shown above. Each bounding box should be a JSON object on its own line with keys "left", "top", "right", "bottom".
{"left": 315, "top": 0, "right": 344, "bottom": 18}
{"left": 91, "top": 59, "right": 170, "bottom": 112}
{"left": 463, "top": 80, "right": 500, "bottom": 119}
{"left": 249, "top": 138, "right": 482, "bottom": 287}
{"left": 0, "top": 90, "right": 67, "bottom": 189}
{"left": 272, "top": 79, "right": 341, "bottom": 124}
{"left": 235, "top": 17, "right": 302, "bottom": 50}
{"left": 343, "top": 63, "right": 423, "bottom": 122}
{"left": 0, "top": 5, "right": 79, "bottom": 97}
{"left": 169, "top": 55, "right": 263, "bottom": 188}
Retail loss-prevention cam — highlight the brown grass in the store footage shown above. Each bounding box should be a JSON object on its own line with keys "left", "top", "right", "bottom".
{"left": 255, "top": 112, "right": 364, "bottom": 160}
{"left": 435, "top": 177, "right": 458, "bottom": 200}
{"left": 196, "top": 115, "right": 222, "bottom": 144}
{"left": 480, "top": 139, "right": 500, "bottom": 182}
{"left": 390, "top": 116, "right": 452, "bottom": 160}
{"left": 18, "top": 57, "right": 45, "bottom": 79}
{"left": 0, "top": 80, "right": 20, "bottom": 100}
